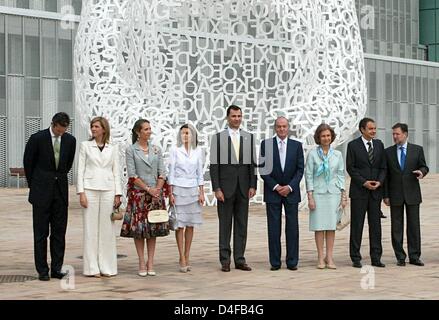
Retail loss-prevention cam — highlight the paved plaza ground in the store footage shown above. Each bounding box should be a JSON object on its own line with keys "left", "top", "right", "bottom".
{"left": 1, "top": 176, "right": 438, "bottom": 300}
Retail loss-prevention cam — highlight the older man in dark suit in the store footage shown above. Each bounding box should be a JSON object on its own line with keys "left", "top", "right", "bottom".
{"left": 346, "top": 117, "right": 386, "bottom": 268}
{"left": 209, "top": 105, "right": 257, "bottom": 272}
{"left": 384, "top": 123, "right": 429, "bottom": 267}
{"left": 23, "top": 112, "right": 76, "bottom": 281}
{"left": 259, "top": 117, "right": 304, "bottom": 271}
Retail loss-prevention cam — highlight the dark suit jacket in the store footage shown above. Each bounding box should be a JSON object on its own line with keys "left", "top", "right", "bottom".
{"left": 384, "top": 143, "right": 429, "bottom": 206}
{"left": 23, "top": 128, "right": 76, "bottom": 207}
{"left": 260, "top": 137, "right": 304, "bottom": 204}
{"left": 346, "top": 137, "right": 386, "bottom": 200}
{"left": 209, "top": 129, "right": 257, "bottom": 199}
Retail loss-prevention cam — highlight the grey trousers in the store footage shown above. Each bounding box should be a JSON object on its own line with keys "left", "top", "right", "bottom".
{"left": 217, "top": 189, "right": 249, "bottom": 266}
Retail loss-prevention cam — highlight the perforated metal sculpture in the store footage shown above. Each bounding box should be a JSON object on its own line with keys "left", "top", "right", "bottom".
{"left": 74, "top": 0, "right": 367, "bottom": 205}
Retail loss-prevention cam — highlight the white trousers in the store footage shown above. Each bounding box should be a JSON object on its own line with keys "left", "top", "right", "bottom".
{"left": 83, "top": 189, "right": 117, "bottom": 276}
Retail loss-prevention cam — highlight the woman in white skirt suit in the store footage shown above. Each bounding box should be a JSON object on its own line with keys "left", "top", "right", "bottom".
{"left": 168, "top": 124, "right": 205, "bottom": 273}
{"left": 77, "top": 117, "right": 122, "bottom": 277}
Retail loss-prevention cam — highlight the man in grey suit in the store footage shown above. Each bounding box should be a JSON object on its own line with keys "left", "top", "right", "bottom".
{"left": 383, "top": 123, "right": 429, "bottom": 267}
{"left": 209, "top": 105, "right": 257, "bottom": 272}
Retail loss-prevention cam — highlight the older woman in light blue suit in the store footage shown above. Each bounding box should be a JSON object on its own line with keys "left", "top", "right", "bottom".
{"left": 120, "top": 119, "right": 166, "bottom": 277}
{"left": 305, "top": 124, "right": 347, "bottom": 270}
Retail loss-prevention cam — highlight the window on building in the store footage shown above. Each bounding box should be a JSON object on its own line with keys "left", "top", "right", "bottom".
{"left": 24, "top": 78, "right": 40, "bottom": 117}
{"left": 72, "top": 0, "right": 82, "bottom": 16}
{"left": 58, "top": 80, "right": 73, "bottom": 115}
{"left": 44, "top": 0, "right": 57, "bottom": 12}
{"left": 7, "top": 16, "right": 23, "bottom": 75}
{"left": 42, "top": 20, "right": 56, "bottom": 77}
{"left": 16, "top": 0, "right": 30, "bottom": 9}
{"left": 25, "top": 18, "right": 40, "bottom": 77}
{"left": 0, "top": 76, "right": 5, "bottom": 116}
{"left": 401, "top": 75, "right": 407, "bottom": 102}
{"left": 58, "top": 23, "right": 72, "bottom": 79}
{"left": 369, "top": 71, "right": 376, "bottom": 99}
{"left": 0, "top": 15, "right": 5, "bottom": 75}
{"left": 393, "top": 74, "right": 400, "bottom": 101}
{"left": 385, "top": 73, "right": 392, "bottom": 100}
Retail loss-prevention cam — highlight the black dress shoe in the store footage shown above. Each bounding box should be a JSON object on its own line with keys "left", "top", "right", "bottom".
{"left": 221, "top": 263, "right": 230, "bottom": 272}
{"left": 235, "top": 263, "right": 252, "bottom": 271}
{"left": 352, "top": 261, "right": 362, "bottom": 268}
{"left": 371, "top": 261, "right": 386, "bottom": 268}
{"left": 397, "top": 260, "right": 406, "bottom": 266}
{"left": 287, "top": 266, "right": 297, "bottom": 271}
{"left": 380, "top": 211, "right": 387, "bottom": 219}
{"left": 409, "top": 259, "right": 424, "bottom": 266}
{"left": 38, "top": 273, "right": 50, "bottom": 281}
{"left": 50, "top": 271, "right": 68, "bottom": 279}
{"left": 270, "top": 266, "right": 280, "bottom": 271}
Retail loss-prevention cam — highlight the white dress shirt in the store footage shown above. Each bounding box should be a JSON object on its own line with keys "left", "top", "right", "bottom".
{"left": 168, "top": 146, "right": 204, "bottom": 188}
{"left": 361, "top": 136, "right": 373, "bottom": 151}
{"left": 397, "top": 141, "right": 408, "bottom": 167}
{"left": 228, "top": 127, "right": 240, "bottom": 140}
{"left": 273, "top": 136, "right": 292, "bottom": 192}
{"left": 276, "top": 136, "right": 287, "bottom": 171}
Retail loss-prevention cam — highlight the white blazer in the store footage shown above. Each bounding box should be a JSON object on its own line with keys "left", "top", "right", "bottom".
{"left": 77, "top": 140, "right": 123, "bottom": 195}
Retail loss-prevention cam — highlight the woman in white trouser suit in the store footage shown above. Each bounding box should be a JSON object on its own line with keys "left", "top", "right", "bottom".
{"left": 77, "top": 117, "right": 122, "bottom": 277}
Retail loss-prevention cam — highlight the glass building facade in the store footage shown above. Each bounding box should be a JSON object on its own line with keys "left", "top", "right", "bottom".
{"left": 356, "top": 0, "right": 439, "bottom": 174}
{"left": 0, "top": 1, "right": 81, "bottom": 186}
{"left": 419, "top": 0, "right": 439, "bottom": 62}
{"left": 0, "top": 1, "right": 438, "bottom": 187}
{"left": 355, "top": 0, "right": 427, "bottom": 59}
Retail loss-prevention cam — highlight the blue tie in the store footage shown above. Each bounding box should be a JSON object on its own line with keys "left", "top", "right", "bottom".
{"left": 399, "top": 146, "right": 406, "bottom": 171}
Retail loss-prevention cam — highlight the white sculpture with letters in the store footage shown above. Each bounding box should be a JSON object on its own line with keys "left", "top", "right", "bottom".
{"left": 74, "top": 0, "right": 367, "bottom": 205}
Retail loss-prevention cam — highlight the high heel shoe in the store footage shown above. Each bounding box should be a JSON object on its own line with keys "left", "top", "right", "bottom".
{"left": 138, "top": 270, "right": 147, "bottom": 277}
{"left": 179, "top": 266, "right": 188, "bottom": 273}
{"left": 147, "top": 270, "right": 156, "bottom": 276}
{"left": 186, "top": 265, "right": 192, "bottom": 271}
{"left": 324, "top": 258, "right": 337, "bottom": 269}
{"left": 101, "top": 273, "right": 115, "bottom": 278}
{"left": 317, "top": 261, "right": 326, "bottom": 269}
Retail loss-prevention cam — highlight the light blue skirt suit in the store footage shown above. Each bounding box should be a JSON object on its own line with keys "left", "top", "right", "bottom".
{"left": 305, "top": 147, "right": 345, "bottom": 231}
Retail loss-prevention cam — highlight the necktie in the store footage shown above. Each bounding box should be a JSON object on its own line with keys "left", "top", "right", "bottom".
{"left": 231, "top": 132, "right": 240, "bottom": 160}
{"left": 54, "top": 137, "right": 60, "bottom": 169}
{"left": 367, "top": 141, "right": 374, "bottom": 164}
{"left": 399, "top": 146, "right": 406, "bottom": 171}
{"left": 279, "top": 140, "right": 286, "bottom": 171}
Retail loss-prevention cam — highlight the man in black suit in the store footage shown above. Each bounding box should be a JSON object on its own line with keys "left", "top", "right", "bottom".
{"left": 383, "top": 123, "right": 429, "bottom": 267}
{"left": 210, "top": 105, "right": 257, "bottom": 272}
{"left": 23, "top": 112, "right": 76, "bottom": 281}
{"left": 346, "top": 118, "right": 386, "bottom": 268}
{"left": 259, "top": 117, "right": 304, "bottom": 271}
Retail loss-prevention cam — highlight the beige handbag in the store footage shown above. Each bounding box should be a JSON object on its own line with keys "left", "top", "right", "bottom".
{"left": 147, "top": 209, "right": 169, "bottom": 223}
{"left": 336, "top": 205, "right": 350, "bottom": 231}
{"left": 111, "top": 207, "right": 124, "bottom": 221}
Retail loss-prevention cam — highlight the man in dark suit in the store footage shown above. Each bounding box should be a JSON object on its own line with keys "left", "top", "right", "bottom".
{"left": 346, "top": 117, "right": 386, "bottom": 268}
{"left": 209, "top": 105, "right": 257, "bottom": 272}
{"left": 383, "top": 123, "right": 429, "bottom": 267}
{"left": 259, "top": 117, "right": 304, "bottom": 271}
{"left": 23, "top": 112, "right": 76, "bottom": 281}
